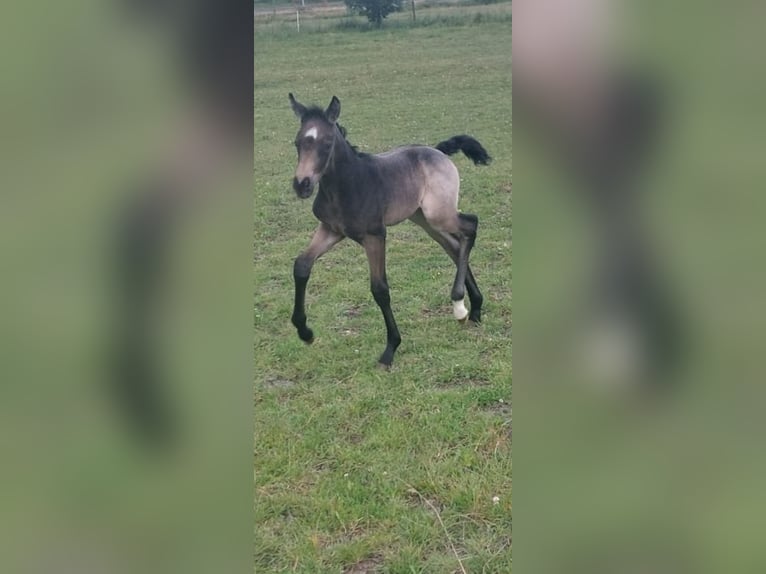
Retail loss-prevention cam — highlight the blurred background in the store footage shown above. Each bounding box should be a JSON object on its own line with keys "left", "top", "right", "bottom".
{"left": 3, "top": 0, "right": 766, "bottom": 572}
{"left": 1, "top": 1, "right": 252, "bottom": 572}
{"left": 515, "top": 0, "right": 766, "bottom": 572}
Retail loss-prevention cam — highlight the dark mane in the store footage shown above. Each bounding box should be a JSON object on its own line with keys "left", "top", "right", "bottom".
{"left": 337, "top": 123, "right": 365, "bottom": 156}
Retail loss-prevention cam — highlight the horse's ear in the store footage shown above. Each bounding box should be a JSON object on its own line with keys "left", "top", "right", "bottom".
{"left": 326, "top": 96, "right": 341, "bottom": 124}
{"left": 289, "top": 93, "right": 307, "bottom": 119}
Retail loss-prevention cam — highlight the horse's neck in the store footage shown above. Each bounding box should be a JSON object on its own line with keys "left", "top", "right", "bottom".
{"left": 321, "top": 135, "right": 359, "bottom": 192}
{"left": 314, "top": 137, "right": 358, "bottom": 227}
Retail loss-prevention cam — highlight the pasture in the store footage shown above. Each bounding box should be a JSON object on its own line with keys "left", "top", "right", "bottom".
{"left": 254, "top": 7, "right": 511, "bottom": 572}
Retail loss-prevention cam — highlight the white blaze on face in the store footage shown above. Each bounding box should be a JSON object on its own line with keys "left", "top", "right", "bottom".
{"left": 304, "top": 127, "right": 318, "bottom": 140}
{"left": 295, "top": 126, "right": 321, "bottom": 184}
{"left": 453, "top": 299, "right": 469, "bottom": 321}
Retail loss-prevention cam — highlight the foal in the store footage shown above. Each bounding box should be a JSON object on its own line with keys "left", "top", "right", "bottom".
{"left": 288, "top": 94, "right": 491, "bottom": 367}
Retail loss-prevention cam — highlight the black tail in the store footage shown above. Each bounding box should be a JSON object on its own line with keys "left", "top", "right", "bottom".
{"left": 435, "top": 135, "right": 492, "bottom": 166}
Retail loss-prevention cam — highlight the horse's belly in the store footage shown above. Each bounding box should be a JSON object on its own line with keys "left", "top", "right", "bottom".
{"left": 383, "top": 193, "right": 420, "bottom": 226}
{"left": 383, "top": 209, "right": 413, "bottom": 226}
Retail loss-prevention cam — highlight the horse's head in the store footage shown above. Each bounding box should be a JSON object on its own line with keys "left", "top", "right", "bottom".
{"left": 288, "top": 93, "right": 341, "bottom": 199}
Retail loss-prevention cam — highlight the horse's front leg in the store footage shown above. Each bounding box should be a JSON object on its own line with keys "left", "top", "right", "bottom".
{"left": 362, "top": 233, "right": 401, "bottom": 368}
{"left": 292, "top": 223, "right": 344, "bottom": 343}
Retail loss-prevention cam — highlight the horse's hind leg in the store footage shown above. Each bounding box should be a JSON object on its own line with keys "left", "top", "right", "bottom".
{"left": 462, "top": 265, "right": 483, "bottom": 322}
{"left": 292, "top": 223, "right": 344, "bottom": 343}
{"left": 410, "top": 210, "right": 483, "bottom": 323}
{"left": 449, "top": 213, "right": 480, "bottom": 321}
{"left": 462, "top": 253, "right": 483, "bottom": 322}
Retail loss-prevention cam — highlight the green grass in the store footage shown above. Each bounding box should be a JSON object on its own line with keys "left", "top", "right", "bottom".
{"left": 255, "top": 16, "right": 511, "bottom": 573}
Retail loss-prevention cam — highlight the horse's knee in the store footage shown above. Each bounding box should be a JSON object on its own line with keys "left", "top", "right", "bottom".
{"left": 460, "top": 213, "right": 478, "bottom": 226}
{"left": 459, "top": 213, "right": 478, "bottom": 238}
{"left": 294, "top": 254, "right": 313, "bottom": 281}
{"left": 371, "top": 280, "right": 390, "bottom": 307}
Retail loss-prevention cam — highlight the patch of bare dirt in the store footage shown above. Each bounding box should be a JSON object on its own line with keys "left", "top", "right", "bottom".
{"left": 346, "top": 433, "right": 364, "bottom": 444}
{"left": 343, "top": 554, "right": 384, "bottom": 574}
{"left": 262, "top": 376, "right": 296, "bottom": 389}
{"left": 420, "top": 304, "right": 451, "bottom": 318}
{"left": 436, "top": 375, "right": 491, "bottom": 389}
{"left": 342, "top": 304, "right": 364, "bottom": 318}
{"left": 403, "top": 488, "right": 445, "bottom": 512}
{"left": 483, "top": 401, "right": 511, "bottom": 417}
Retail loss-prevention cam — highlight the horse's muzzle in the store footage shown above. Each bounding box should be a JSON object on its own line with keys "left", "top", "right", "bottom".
{"left": 293, "top": 177, "right": 314, "bottom": 199}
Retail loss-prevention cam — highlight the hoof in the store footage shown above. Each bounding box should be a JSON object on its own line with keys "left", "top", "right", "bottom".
{"left": 453, "top": 299, "right": 469, "bottom": 321}
{"left": 377, "top": 352, "right": 394, "bottom": 370}
{"left": 298, "top": 327, "right": 314, "bottom": 344}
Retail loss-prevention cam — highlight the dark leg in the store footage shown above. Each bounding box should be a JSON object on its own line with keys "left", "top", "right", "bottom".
{"left": 362, "top": 234, "right": 402, "bottom": 367}
{"left": 111, "top": 184, "right": 180, "bottom": 447}
{"left": 451, "top": 213, "right": 479, "bottom": 321}
{"left": 410, "top": 211, "right": 483, "bottom": 322}
{"left": 465, "top": 266, "right": 483, "bottom": 323}
{"left": 292, "top": 223, "right": 344, "bottom": 343}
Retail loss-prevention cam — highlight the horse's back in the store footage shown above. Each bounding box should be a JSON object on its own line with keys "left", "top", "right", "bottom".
{"left": 375, "top": 144, "right": 450, "bottom": 165}
{"left": 374, "top": 145, "right": 458, "bottom": 184}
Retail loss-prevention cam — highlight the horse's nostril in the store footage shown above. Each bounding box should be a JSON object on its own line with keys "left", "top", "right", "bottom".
{"left": 293, "top": 177, "right": 313, "bottom": 196}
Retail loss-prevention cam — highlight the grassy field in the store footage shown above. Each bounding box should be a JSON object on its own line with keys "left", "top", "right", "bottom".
{"left": 254, "top": 9, "right": 511, "bottom": 572}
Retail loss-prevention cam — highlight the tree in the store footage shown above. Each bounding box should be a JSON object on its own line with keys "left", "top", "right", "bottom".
{"left": 345, "top": 0, "right": 403, "bottom": 28}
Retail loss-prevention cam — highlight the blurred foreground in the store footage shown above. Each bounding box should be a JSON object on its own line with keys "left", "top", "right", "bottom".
{"left": 515, "top": 0, "right": 766, "bottom": 572}
{"left": 4, "top": 0, "right": 766, "bottom": 571}
{"left": 1, "top": 1, "right": 252, "bottom": 572}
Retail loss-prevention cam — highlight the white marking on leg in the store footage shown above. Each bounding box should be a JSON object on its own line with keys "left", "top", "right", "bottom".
{"left": 453, "top": 299, "right": 468, "bottom": 321}
{"left": 305, "top": 127, "right": 318, "bottom": 140}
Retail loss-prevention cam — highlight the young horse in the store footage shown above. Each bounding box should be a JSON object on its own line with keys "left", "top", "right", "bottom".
{"left": 288, "top": 93, "right": 491, "bottom": 367}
